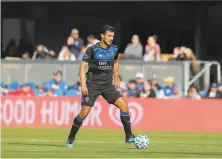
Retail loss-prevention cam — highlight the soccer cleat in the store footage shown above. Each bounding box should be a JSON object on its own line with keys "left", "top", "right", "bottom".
{"left": 125, "top": 134, "right": 136, "bottom": 144}
{"left": 66, "top": 138, "right": 74, "bottom": 148}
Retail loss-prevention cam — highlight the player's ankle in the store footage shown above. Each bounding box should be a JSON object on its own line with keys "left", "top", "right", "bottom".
{"left": 67, "top": 137, "right": 75, "bottom": 144}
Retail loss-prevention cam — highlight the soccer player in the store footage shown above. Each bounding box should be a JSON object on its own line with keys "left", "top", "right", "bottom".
{"left": 66, "top": 25, "right": 135, "bottom": 148}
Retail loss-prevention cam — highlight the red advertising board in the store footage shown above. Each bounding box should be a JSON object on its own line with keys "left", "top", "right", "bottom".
{"left": 1, "top": 96, "right": 222, "bottom": 132}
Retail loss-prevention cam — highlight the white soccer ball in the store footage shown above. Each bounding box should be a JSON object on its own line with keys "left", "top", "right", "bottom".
{"left": 134, "top": 134, "right": 150, "bottom": 149}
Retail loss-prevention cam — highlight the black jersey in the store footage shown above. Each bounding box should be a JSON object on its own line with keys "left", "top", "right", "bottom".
{"left": 82, "top": 42, "right": 119, "bottom": 85}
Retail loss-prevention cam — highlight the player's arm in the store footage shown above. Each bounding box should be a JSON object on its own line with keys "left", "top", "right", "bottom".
{"left": 113, "top": 60, "right": 119, "bottom": 81}
{"left": 79, "top": 61, "right": 88, "bottom": 88}
{"left": 79, "top": 47, "right": 93, "bottom": 95}
{"left": 113, "top": 51, "right": 120, "bottom": 88}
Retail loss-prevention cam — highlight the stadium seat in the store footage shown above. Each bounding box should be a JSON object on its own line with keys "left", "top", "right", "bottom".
{"left": 65, "top": 89, "right": 79, "bottom": 96}
{"left": 33, "top": 89, "right": 39, "bottom": 96}
{"left": 161, "top": 53, "right": 173, "bottom": 61}
{"left": 199, "top": 91, "right": 207, "bottom": 98}
{"left": 24, "top": 82, "right": 36, "bottom": 90}
{"left": 53, "top": 89, "right": 63, "bottom": 96}
{"left": 68, "top": 84, "right": 78, "bottom": 90}
{"left": 0, "top": 82, "right": 6, "bottom": 88}
{"left": 7, "top": 81, "right": 20, "bottom": 90}
{"left": 42, "top": 82, "right": 51, "bottom": 91}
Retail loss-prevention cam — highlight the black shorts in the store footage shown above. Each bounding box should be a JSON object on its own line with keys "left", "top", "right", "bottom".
{"left": 81, "top": 83, "right": 122, "bottom": 107}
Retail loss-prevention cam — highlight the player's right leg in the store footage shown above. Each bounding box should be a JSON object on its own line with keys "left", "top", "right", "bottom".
{"left": 66, "top": 83, "right": 101, "bottom": 148}
{"left": 66, "top": 105, "right": 91, "bottom": 148}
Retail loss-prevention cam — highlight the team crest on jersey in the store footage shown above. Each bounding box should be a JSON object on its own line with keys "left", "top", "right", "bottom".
{"left": 85, "top": 97, "right": 90, "bottom": 102}
{"left": 111, "top": 52, "right": 115, "bottom": 57}
{"left": 83, "top": 55, "right": 89, "bottom": 60}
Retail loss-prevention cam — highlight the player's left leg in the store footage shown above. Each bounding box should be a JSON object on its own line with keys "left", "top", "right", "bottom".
{"left": 102, "top": 85, "right": 135, "bottom": 143}
{"left": 114, "top": 97, "right": 135, "bottom": 143}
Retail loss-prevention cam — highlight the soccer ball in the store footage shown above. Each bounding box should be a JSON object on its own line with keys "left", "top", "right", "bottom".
{"left": 134, "top": 134, "right": 149, "bottom": 149}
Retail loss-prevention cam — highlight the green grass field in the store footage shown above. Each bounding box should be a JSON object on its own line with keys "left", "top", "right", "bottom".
{"left": 1, "top": 127, "right": 222, "bottom": 158}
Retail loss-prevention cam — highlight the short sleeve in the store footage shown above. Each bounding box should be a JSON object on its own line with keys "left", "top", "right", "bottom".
{"left": 114, "top": 47, "right": 119, "bottom": 60}
{"left": 82, "top": 47, "right": 93, "bottom": 63}
{"left": 114, "top": 52, "right": 119, "bottom": 60}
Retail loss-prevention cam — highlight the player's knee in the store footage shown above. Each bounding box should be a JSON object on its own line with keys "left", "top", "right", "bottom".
{"left": 119, "top": 105, "right": 129, "bottom": 112}
{"left": 114, "top": 97, "right": 129, "bottom": 112}
{"left": 79, "top": 105, "right": 91, "bottom": 119}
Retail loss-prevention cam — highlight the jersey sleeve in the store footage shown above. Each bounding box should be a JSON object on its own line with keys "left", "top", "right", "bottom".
{"left": 114, "top": 47, "right": 119, "bottom": 60}
{"left": 82, "top": 47, "right": 93, "bottom": 63}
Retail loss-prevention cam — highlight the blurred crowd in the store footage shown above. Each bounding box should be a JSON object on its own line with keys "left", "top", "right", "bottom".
{"left": 1, "top": 28, "right": 196, "bottom": 63}
{"left": 2, "top": 27, "right": 221, "bottom": 100}
{"left": 1, "top": 70, "right": 221, "bottom": 99}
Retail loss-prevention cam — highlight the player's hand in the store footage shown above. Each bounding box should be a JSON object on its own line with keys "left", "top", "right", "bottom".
{"left": 81, "top": 86, "right": 88, "bottom": 95}
{"left": 114, "top": 78, "right": 120, "bottom": 89}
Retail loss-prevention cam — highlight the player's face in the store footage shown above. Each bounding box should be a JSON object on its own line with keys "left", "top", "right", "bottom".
{"left": 103, "top": 31, "right": 114, "bottom": 46}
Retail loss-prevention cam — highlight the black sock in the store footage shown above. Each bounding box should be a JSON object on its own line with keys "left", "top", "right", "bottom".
{"left": 120, "top": 111, "right": 133, "bottom": 138}
{"left": 68, "top": 115, "right": 83, "bottom": 141}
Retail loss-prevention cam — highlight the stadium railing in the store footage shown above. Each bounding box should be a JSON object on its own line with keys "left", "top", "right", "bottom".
{"left": 1, "top": 60, "right": 221, "bottom": 95}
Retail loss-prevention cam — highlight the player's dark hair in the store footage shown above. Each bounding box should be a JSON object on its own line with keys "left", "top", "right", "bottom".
{"left": 101, "top": 25, "right": 115, "bottom": 34}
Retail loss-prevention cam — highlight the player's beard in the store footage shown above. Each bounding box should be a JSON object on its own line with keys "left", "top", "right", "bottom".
{"left": 104, "top": 40, "right": 112, "bottom": 47}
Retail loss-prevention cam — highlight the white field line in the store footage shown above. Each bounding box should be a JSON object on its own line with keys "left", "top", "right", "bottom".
{"left": 1, "top": 138, "right": 222, "bottom": 149}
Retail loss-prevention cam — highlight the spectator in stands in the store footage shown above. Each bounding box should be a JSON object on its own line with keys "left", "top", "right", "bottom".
{"left": 58, "top": 46, "right": 76, "bottom": 61}
{"left": 77, "top": 46, "right": 87, "bottom": 61}
{"left": 122, "top": 89, "right": 128, "bottom": 98}
{"left": 170, "top": 85, "right": 181, "bottom": 99}
{"left": 67, "top": 28, "right": 83, "bottom": 59}
{"left": 135, "top": 72, "right": 144, "bottom": 92}
{"left": 87, "top": 34, "right": 100, "bottom": 48}
{"left": 206, "top": 83, "right": 218, "bottom": 98}
{"left": 0, "top": 84, "right": 35, "bottom": 96}
{"left": 36, "top": 84, "right": 47, "bottom": 96}
{"left": 151, "top": 75, "right": 164, "bottom": 98}
{"left": 22, "top": 52, "right": 31, "bottom": 60}
{"left": 187, "top": 85, "right": 201, "bottom": 99}
{"left": 32, "top": 44, "right": 56, "bottom": 60}
{"left": 47, "top": 88, "right": 54, "bottom": 96}
{"left": 46, "top": 71, "right": 68, "bottom": 94}
{"left": 127, "top": 80, "right": 138, "bottom": 97}
{"left": 138, "top": 80, "right": 156, "bottom": 98}
{"left": 124, "top": 35, "right": 143, "bottom": 59}
{"left": 119, "top": 75, "right": 127, "bottom": 91}
{"left": 181, "top": 47, "right": 196, "bottom": 61}
{"left": 5, "top": 38, "right": 17, "bottom": 57}
{"left": 151, "top": 74, "right": 161, "bottom": 90}
{"left": 163, "top": 76, "right": 176, "bottom": 97}
{"left": 143, "top": 35, "right": 161, "bottom": 62}
{"left": 171, "top": 47, "right": 187, "bottom": 61}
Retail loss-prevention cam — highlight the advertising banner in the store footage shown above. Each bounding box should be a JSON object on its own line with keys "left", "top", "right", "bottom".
{"left": 1, "top": 96, "right": 222, "bottom": 132}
